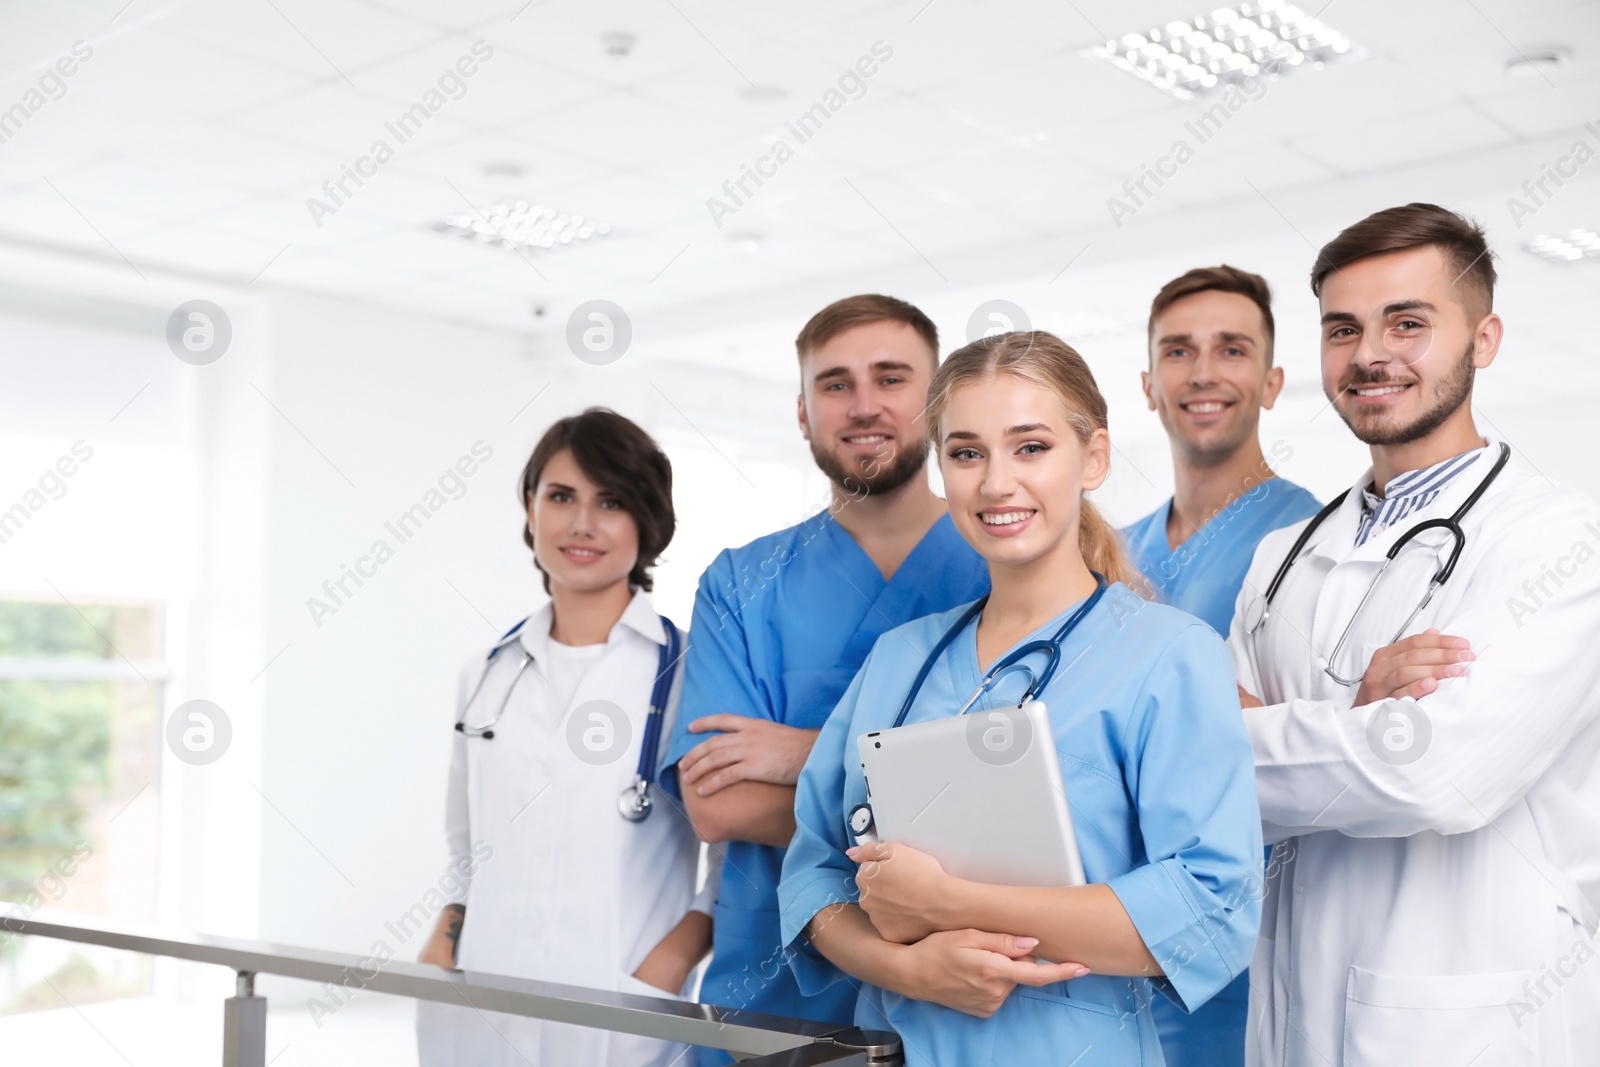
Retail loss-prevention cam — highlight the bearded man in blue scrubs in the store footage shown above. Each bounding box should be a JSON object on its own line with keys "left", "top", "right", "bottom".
{"left": 658, "top": 294, "right": 988, "bottom": 1063}
{"left": 1121, "top": 266, "right": 1321, "bottom": 1066}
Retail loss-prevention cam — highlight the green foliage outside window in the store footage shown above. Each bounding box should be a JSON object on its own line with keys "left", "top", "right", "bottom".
{"left": 0, "top": 601, "right": 160, "bottom": 912}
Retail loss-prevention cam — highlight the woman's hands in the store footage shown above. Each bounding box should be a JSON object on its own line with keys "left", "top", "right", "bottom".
{"left": 892, "top": 930, "right": 1088, "bottom": 1018}
{"left": 848, "top": 841, "right": 951, "bottom": 944}
{"left": 846, "top": 840, "right": 1091, "bottom": 1017}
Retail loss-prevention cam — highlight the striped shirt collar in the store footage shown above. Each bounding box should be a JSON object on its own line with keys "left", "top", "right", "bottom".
{"left": 1354, "top": 446, "right": 1487, "bottom": 546}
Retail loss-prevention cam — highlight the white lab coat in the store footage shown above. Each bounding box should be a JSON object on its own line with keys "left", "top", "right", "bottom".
{"left": 417, "top": 591, "right": 714, "bottom": 1067}
{"left": 1228, "top": 439, "right": 1600, "bottom": 1066}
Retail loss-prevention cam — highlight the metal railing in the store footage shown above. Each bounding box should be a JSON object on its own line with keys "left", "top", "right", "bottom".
{"left": 0, "top": 905, "right": 901, "bottom": 1066}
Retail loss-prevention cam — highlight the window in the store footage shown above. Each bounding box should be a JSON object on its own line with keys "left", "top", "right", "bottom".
{"left": 0, "top": 599, "right": 164, "bottom": 1012}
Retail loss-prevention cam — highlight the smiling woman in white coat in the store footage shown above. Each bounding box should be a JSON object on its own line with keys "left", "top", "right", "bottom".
{"left": 1231, "top": 205, "right": 1600, "bottom": 1066}
{"left": 416, "top": 408, "right": 715, "bottom": 1067}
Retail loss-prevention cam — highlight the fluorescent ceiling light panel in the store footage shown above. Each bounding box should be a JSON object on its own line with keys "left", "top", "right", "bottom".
{"left": 437, "top": 201, "right": 611, "bottom": 251}
{"left": 1526, "top": 229, "right": 1600, "bottom": 263}
{"left": 1087, "top": 2, "right": 1363, "bottom": 101}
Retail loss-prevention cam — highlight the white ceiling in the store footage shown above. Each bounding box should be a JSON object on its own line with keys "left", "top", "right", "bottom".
{"left": 0, "top": 0, "right": 1597, "bottom": 351}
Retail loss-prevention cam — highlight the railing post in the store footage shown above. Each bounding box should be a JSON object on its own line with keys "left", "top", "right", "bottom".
{"left": 222, "top": 970, "right": 266, "bottom": 1067}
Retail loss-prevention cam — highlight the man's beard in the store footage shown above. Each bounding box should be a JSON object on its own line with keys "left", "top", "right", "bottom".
{"left": 810, "top": 432, "right": 926, "bottom": 498}
{"left": 1335, "top": 341, "right": 1475, "bottom": 447}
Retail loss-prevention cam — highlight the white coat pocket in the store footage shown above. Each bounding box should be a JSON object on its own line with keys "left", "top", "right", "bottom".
{"left": 1342, "top": 966, "right": 1538, "bottom": 1066}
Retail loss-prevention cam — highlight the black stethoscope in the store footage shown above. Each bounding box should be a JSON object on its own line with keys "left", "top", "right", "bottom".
{"left": 891, "top": 572, "right": 1109, "bottom": 729}
{"left": 1244, "top": 442, "right": 1511, "bottom": 685}
{"left": 454, "top": 615, "right": 682, "bottom": 823}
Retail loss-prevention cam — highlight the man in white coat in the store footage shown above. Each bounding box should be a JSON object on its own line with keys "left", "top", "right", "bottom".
{"left": 1231, "top": 203, "right": 1600, "bottom": 1066}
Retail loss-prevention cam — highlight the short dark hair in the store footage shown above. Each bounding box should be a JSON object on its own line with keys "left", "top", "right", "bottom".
{"left": 518, "top": 408, "right": 674, "bottom": 593}
{"left": 1148, "top": 265, "right": 1276, "bottom": 364}
{"left": 795, "top": 294, "right": 938, "bottom": 365}
{"left": 1311, "top": 203, "right": 1496, "bottom": 317}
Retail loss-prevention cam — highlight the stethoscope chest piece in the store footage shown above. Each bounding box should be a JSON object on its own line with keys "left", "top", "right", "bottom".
{"left": 618, "top": 779, "right": 653, "bottom": 823}
{"left": 848, "top": 802, "right": 878, "bottom": 846}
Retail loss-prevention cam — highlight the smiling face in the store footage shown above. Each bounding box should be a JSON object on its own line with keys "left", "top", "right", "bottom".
{"left": 1143, "top": 288, "right": 1283, "bottom": 465}
{"left": 1319, "top": 245, "right": 1499, "bottom": 446}
{"left": 527, "top": 448, "right": 639, "bottom": 595}
{"left": 797, "top": 319, "right": 934, "bottom": 495}
{"left": 937, "top": 372, "right": 1110, "bottom": 571}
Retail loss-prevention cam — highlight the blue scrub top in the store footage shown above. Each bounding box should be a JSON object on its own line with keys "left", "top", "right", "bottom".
{"left": 659, "top": 510, "right": 988, "bottom": 1048}
{"left": 779, "top": 583, "right": 1263, "bottom": 1067}
{"left": 1121, "top": 476, "right": 1320, "bottom": 1067}
{"left": 1122, "top": 477, "right": 1321, "bottom": 636}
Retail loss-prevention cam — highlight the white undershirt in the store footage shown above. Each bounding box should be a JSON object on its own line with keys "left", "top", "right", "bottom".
{"left": 539, "top": 636, "right": 607, "bottom": 715}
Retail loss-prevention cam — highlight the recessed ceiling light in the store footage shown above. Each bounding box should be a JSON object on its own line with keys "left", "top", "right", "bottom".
{"left": 739, "top": 85, "right": 788, "bottom": 103}
{"left": 728, "top": 230, "right": 766, "bottom": 252}
{"left": 1087, "top": 2, "right": 1363, "bottom": 101}
{"left": 436, "top": 201, "right": 611, "bottom": 251}
{"left": 1506, "top": 48, "right": 1567, "bottom": 78}
{"left": 1526, "top": 229, "right": 1600, "bottom": 263}
{"left": 601, "top": 31, "right": 636, "bottom": 58}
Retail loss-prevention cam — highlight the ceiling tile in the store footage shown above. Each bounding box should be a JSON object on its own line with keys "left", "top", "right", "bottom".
{"left": 353, "top": 38, "right": 604, "bottom": 127}
{"left": 119, "top": 124, "right": 337, "bottom": 196}
{"left": 1470, "top": 75, "right": 1600, "bottom": 140}
{"left": 190, "top": 190, "right": 392, "bottom": 252}
{"left": 785, "top": 3, "right": 1074, "bottom": 96}
{"left": 81, "top": 26, "right": 313, "bottom": 119}
{"left": 244, "top": 0, "right": 445, "bottom": 76}
{"left": 0, "top": 182, "right": 163, "bottom": 250}
{"left": 355, "top": 0, "right": 527, "bottom": 33}
{"left": 1290, "top": 102, "right": 1518, "bottom": 175}
{"left": 502, "top": 89, "right": 729, "bottom": 169}
{"left": 483, "top": 3, "right": 761, "bottom": 89}
{"left": 0, "top": 1, "right": 108, "bottom": 83}
{"left": 801, "top": 92, "right": 1009, "bottom": 171}
{"left": 49, "top": 159, "right": 243, "bottom": 222}
{"left": 397, "top": 132, "right": 617, "bottom": 198}
{"left": 230, "top": 80, "right": 477, "bottom": 158}
{"left": 114, "top": 223, "right": 295, "bottom": 279}
{"left": 923, "top": 51, "right": 1173, "bottom": 146}
{"left": 0, "top": 88, "right": 179, "bottom": 182}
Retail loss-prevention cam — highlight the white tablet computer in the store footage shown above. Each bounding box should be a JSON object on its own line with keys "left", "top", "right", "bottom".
{"left": 856, "top": 701, "right": 1086, "bottom": 888}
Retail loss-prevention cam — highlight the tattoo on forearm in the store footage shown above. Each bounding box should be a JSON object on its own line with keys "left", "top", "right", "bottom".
{"left": 444, "top": 904, "right": 465, "bottom": 944}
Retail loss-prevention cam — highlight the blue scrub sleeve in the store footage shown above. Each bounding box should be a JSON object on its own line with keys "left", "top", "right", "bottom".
{"left": 1104, "top": 621, "right": 1264, "bottom": 1014}
{"left": 658, "top": 550, "right": 778, "bottom": 800}
{"left": 777, "top": 663, "right": 870, "bottom": 997}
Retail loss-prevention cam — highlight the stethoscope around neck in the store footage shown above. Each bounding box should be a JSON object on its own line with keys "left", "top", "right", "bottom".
{"left": 454, "top": 615, "right": 682, "bottom": 823}
{"left": 892, "top": 572, "right": 1109, "bottom": 729}
{"left": 1244, "top": 441, "right": 1511, "bottom": 686}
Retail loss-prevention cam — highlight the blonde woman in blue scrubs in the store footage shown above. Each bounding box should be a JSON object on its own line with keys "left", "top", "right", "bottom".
{"left": 779, "top": 332, "right": 1262, "bottom": 1065}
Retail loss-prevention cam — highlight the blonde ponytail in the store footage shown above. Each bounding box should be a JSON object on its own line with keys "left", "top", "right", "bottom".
{"left": 1077, "top": 497, "right": 1138, "bottom": 590}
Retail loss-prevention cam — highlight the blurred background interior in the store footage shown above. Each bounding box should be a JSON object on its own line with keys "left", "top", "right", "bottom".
{"left": 0, "top": 0, "right": 1596, "bottom": 1062}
